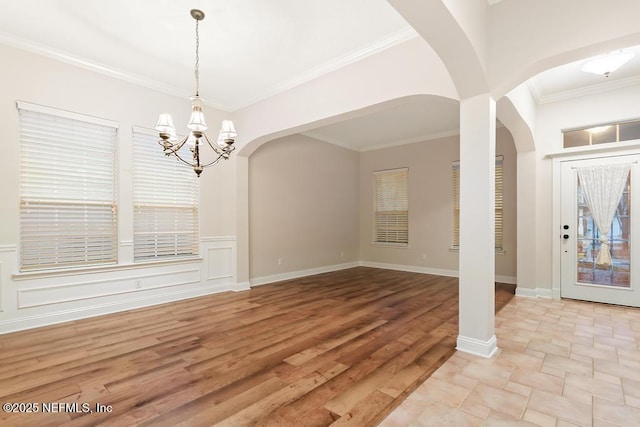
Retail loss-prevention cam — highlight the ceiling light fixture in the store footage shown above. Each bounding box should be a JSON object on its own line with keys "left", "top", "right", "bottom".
{"left": 155, "top": 9, "right": 236, "bottom": 177}
{"left": 580, "top": 50, "right": 634, "bottom": 77}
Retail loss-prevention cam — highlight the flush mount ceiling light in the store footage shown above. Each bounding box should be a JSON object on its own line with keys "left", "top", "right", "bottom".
{"left": 580, "top": 50, "right": 634, "bottom": 77}
{"left": 155, "top": 9, "right": 236, "bottom": 177}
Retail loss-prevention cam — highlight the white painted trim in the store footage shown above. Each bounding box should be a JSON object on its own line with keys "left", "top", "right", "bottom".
{"left": 250, "top": 262, "right": 360, "bottom": 287}
{"left": 495, "top": 275, "right": 517, "bottom": 285}
{"left": 119, "top": 240, "right": 133, "bottom": 247}
{"left": 302, "top": 129, "right": 460, "bottom": 153}
{"left": 359, "top": 129, "right": 460, "bottom": 152}
{"left": 360, "top": 261, "right": 515, "bottom": 284}
{"left": 200, "top": 236, "right": 237, "bottom": 243}
{"left": 0, "top": 281, "right": 240, "bottom": 335}
{"left": 0, "top": 28, "right": 420, "bottom": 113}
{"left": 299, "top": 131, "right": 358, "bottom": 151}
{"left": 456, "top": 334, "right": 498, "bottom": 358}
{"left": 16, "top": 268, "right": 200, "bottom": 309}
{"left": 359, "top": 261, "right": 458, "bottom": 278}
{"left": 12, "top": 257, "right": 203, "bottom": 281}
{"left": 235, "top": 281, "right": 251, "bottom": 291}
{"left": 0, "top": 32, "right": 226, "bottom": 109}
{"left": 0, "top": 245, "right": 17, "bottom": 253}
{"left": 515, "top": 287, "right": 553, "bottom": 299}
{"left": 231, "top": 28, "right": 419, "bottom": 111}
{"left": 545, "top": 139, "right": 640, "bottom": 159}
{"left": 532, "top": 75, "right": 640, "bottom": 105}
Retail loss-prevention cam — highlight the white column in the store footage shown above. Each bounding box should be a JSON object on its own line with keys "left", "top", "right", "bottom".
{"left": 457, "top": 93, "right": 497, "bottom": 358}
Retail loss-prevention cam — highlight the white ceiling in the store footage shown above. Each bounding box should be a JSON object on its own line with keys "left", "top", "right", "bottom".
{"left": 0, "top": 1, "right": 639, "bottom": 151}
{"left": 0, "top": 0, "right": 414, "bottom": 111}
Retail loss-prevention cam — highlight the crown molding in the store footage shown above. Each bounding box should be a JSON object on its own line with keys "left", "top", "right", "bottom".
{"left": 228, "top": 27, "right": 419, "bottom": 111}
{"left": 0, "top": 31, "right": 231, "bottom": 111}
{"left": 528, "top": 74, "right": 640, "bottom": 105}
{"left": 360, "top": 129, "right": 460, "bottom": 152}
{"left": 300, "top": 131, "right": 358, "bottom": 151}
{"left": 0, "top": 27, "right": 419, "bottom": 113}
{"left": 302, "top": 128, "right": 460, "bottom": 153}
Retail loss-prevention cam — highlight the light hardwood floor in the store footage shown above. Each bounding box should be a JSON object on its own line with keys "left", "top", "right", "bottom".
{"left": 0, "top": 267, "right": 515, "bottom": 426}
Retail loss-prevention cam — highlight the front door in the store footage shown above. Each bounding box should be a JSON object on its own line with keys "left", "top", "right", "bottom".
{"left": 560, "top": 154, "right": 640, "bottom": 307}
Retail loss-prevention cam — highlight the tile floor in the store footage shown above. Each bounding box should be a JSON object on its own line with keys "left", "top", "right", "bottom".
{"left": 380, "top": 296, "right": 640, "bottom": 427}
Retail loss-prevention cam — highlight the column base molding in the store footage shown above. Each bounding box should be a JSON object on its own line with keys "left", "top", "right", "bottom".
{"left": 456, "top": 334, "right": 498, "bottom": 359}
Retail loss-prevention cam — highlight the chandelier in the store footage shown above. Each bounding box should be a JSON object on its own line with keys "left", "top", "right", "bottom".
{"left": 155, "top": 9, "right": 236, "bottom": 177}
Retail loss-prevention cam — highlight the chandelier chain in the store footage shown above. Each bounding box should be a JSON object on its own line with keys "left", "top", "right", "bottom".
{"left": 194, "top": 18, "right": 200, "bottom": 96}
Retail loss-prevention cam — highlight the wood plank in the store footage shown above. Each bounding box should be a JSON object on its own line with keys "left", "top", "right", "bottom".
{"left": 0, "top": 267, "right": 515, "bottom": 426}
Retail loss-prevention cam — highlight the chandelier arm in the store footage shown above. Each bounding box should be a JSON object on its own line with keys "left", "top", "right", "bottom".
{"left": 169, "top": 148, "right": 198, "bottom": 168}
{"left": 199, "top": 154, "right": 226, "bottom": 168}
{"left": 201, "top": 132, "right": 224, "bottom": 155}
{"left": 163, "top": 135, "right": 190, "bottom": 156}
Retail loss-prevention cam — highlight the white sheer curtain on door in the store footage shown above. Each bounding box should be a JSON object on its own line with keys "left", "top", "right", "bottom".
{"left": 577, "top": 164, "right": 632, "bottom": 266}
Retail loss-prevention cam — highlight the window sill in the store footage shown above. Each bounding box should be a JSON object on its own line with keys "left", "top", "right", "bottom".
{"left": 372, "top": 243, "right": 409, "bottom": 249}
{"left": 13, "top": 256, "right": 203, "bottom": 281}
{"left": 449, "top": 247, "right": 506, "bottom": 255}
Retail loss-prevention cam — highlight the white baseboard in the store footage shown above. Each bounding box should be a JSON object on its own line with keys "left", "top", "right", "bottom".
{"left": 250, "top": 262, "right": 360, "bottom": 287}
{"left": 358, "top": 261, "right": 458, "bottom": 278}
{"left": 234, "top": 281, "right": 251, "bottom": 291}
{"left": 359, "top": 261, "right": 516, "bottom": 284}
{"left": 0, "top": 281, "right": 238, "bottom": 335}
{"left": 515, "top": 287, "right": 553, "bottom": 299}
{"left": 456, "top": 334, "right": 498, "bottom": 358}
{"left": 496, "top": 275, "right": 517, "bottom": 285}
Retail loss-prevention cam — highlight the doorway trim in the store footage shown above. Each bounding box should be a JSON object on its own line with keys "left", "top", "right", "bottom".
{"left": 549, "top": 140, "right": 640, "bottom": 301}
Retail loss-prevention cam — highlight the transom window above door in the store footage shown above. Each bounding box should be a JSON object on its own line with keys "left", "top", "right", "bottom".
{"left": 563, "top": 118, "right": 640, "bottom": 148}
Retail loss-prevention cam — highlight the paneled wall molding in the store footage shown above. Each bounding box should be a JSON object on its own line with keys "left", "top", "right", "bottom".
{"left": 17, "top": 268, "right": 201, "bottom": 309}
{"left": 0, "top": 235, "right": 239, "bottom": 334}
{"left": 0, "top": 279, "right": 240, "bottom": 334}
{"left": 12, "top": 257, "right": 203, "bottom": 281}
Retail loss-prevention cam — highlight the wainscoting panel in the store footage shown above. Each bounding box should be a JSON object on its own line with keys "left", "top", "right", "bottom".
{"left": 0, "top": 236, "right": 239, "bottom": 334}
{"left": 201, "top": 236, "right": 236, "bottom": 283}
{"left": 17, "top": 268, "right": 201, "bottom": 309}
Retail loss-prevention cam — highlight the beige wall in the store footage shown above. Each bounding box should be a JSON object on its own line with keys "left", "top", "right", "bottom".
{"left": 0, "top": 43, "right": 241, "bottom": 332}
{"left": 249, "top": 127, "right": 517, "bottom": 283}
{"left": 249, "top": 135, "right": 360, "bottom": 280}
{"left": 359, "top": 127, "right": 517, "bottom": 279}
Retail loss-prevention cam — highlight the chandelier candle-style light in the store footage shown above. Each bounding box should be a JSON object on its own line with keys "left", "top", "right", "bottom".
{"left": 155, "top": 9, "right": 236, "bottom": 177}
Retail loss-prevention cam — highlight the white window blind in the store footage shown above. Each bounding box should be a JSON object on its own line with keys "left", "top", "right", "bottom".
{"left": 452, "top": 156, "right": 504, "bottom": 250}
{"left": 374, "top": 168, "right": 408, "bottom": 245}
{"left": 132, "top": 129, "right": 199, "bottom": 261}
{"left": 18, "top": 104, "right": 118, "bottom": 271}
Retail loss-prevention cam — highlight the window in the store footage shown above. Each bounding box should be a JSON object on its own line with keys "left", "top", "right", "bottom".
{"left": 132, "top": 129, "right": 199, "bottom": 261}
{"left": 18, "top": 102, "right": 118, "bottom": 271}
{"left": 563, "top": 118, "right": 640, "bottom": 148}
{"left": 374, "top": 168, "right": 408, "bottom": 246}
{"left": 452, "top": 156, "right": 504, "bottom": 251}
